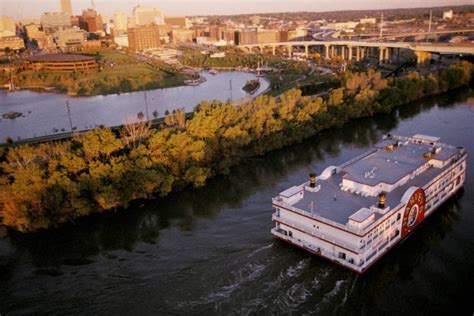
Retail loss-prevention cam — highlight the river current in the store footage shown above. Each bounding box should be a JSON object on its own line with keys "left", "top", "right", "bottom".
{"left": 0, "top": 88, "right": 473, "bottom": 314}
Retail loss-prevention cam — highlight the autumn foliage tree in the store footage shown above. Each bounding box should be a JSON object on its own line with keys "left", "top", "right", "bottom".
{"left": 1, "top": 61, "right": 473, "bottom": 232}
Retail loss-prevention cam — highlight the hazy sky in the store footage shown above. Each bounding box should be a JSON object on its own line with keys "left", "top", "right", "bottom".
{"left": 1, "top": 0, "right": 472, "bottom": 19}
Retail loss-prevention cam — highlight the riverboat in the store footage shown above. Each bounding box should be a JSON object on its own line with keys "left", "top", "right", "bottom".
{"left": 271, "top": 134, "right": 467, "bottom": 273}
{"left": 209, "top": 69, "right": 218, "bottom": 75}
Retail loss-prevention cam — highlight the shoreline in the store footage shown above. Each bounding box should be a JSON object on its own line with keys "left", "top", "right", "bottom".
{"left": 1, "top": 62, "right": 472, "bottom": 233}
{"left": 2, "top": 85, "right": 471, "bottom": 236}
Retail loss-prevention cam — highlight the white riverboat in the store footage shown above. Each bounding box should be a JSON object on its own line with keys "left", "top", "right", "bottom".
{"left": 271, "top": 134, "right": 467, "bottom": 273}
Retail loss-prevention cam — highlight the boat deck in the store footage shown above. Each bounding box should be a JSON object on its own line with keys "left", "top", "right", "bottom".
{"left": 289, "top": 141, "right": 461, "bottom": 225}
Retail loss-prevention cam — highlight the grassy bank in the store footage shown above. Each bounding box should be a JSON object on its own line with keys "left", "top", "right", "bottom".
{"left": 0, "top": 61, "right": 472, "bottom": 233}
{"left": 178, "top": 49, "right": 313, "bottom": 95}
{"left": 1, "top": 49, "right": 188, "bottom": 96}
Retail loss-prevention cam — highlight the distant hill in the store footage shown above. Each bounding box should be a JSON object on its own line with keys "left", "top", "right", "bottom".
{"left": 200, "top": 5, "right": 474, "bottom": 23}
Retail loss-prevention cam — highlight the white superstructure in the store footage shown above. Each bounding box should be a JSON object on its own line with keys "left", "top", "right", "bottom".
{"left": 271, "top": 134, "right": 467, "bottom": 273}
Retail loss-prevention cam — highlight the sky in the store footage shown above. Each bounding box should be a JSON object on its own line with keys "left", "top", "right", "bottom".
{"left": 1, "top": 0, "right": 472, "bottom": 19}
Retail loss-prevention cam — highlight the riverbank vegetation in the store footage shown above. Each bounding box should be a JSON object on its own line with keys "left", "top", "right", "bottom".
{"left": 179, "top": 49, "right": 311, "bottom": 94}
{"left": 1, "top": 61, "right": 472, "bottom": 232}
{"left": 0, "top": 49, "right": 187, "bottom": 96}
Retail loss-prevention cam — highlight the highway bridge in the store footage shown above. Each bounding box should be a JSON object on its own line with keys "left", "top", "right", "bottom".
{"left": 239, "top": 40, "right": 474, "bottom": 66}
{"left": 347, "top": 28, "right": 474, "bottom": 41}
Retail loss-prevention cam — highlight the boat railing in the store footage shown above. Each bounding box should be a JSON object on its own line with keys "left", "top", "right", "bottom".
{"left": 271, "top": 228, "right": 364, "bottom": 269}
{"left": 272, "top": 198, "right": 357, "bottom": 233}
{"left": 272, "top": 213, "right": 360, "bottom": 253}
{"left": 338, "top": 149, "right": 377, "bottom": 169}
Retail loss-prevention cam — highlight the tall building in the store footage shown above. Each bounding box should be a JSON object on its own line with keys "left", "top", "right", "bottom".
{"left": 60, "top": 0, "right": 73, "bottom": 16}
{"left": 79, "top": 9, "right": 103, "bottom": 33}
{"left": 133, "top": 5, "right": 164, "bottom": 26}
{"left": 24, "top": 24, "right": 44, "bottom": 40}
{"left": 128, "top": 24, "right": 161, "bottom": 51}
{"left": 113, "top": 12, "right": 128, "bottom": 34}
{"left": 40, "top": 12, "right": 71, "bottom": 30}
{"left": 0, "top": 16, "right": 16, "bottom": 37}
{"left": 53, "top": 27, "right": 87, "bottom": 47}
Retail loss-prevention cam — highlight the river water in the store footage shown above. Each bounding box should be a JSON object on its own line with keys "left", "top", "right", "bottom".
{"left": 1, "top": 88, "right": 473, "bottom": 314}
{"left": 0, "top": 71, "right": 269, "bottom": 142}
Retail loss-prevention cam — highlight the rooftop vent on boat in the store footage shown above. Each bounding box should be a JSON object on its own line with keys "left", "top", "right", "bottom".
{"left": 309, "top": 173, "right": 317, "bottom": 188}
{"left": 385, "top": 144, "right": 394, "bottom": 151}
{"left": 423, "top": 151, "right": 433, "bottom": 159}
{"left": 378, "top": 192, "right": 386, "bottom": 208}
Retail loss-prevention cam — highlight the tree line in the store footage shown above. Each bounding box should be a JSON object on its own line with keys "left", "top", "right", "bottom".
{"left": 1, "top": 61, "right": 472, "bottom": 232}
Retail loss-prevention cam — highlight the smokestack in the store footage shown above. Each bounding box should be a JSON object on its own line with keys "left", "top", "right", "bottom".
{"left": 309, "top": 173, "right": 317, "bottom": 188}
{"left": 378, "top": 192, "right": 386, "bottom": 208}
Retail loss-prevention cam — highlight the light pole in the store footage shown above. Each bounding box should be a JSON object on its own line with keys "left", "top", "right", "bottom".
{"left": 65, "top": 101, "right": 73, "bottom": 132}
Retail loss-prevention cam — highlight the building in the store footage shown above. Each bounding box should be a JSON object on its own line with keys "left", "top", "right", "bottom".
{"left": 325, "top": 21, "right": 359, "bottom": 31}
{"left": 171, "top": 29, "right": 194, "bottom": 43}
{"left": 60, "top": 0, "right": 73, "bottom": 16}
{"left": 271, "top": 134, "right": 466, "bottom": 273}
{"left": 443, "top": 10, "right": 453, "bottom": 20}
{"left": 0, "top": 36, "right": 25, "bottom": 50}
{"left": 133, "top": 5, "right": 164, "bottom": 26}
{"left": 24, "top": 24, "right": 45, "bottom": 40}
{"left": 165, "top": 16, "right": 188, "bottom": 29}
{"left": 257, "top": 29, "right": 279, "bottom": 44}
{"left": 113, "top": 12, "right": 128, "bottom": 34}
{"left": 0, "top": 16, "right": 16, "bottom": 37}
{"left": 113, "top": 34, "right": 129, "bottom": 47}
{"left": 79, "top": 9, "right": 103, "bottom": 33}
{"left": 36, "top": 35, "right": 56, "bottom": 50}
{"left": 18, "top": 17, "right": 41, "bottom": 25}
{"left": 24, "top": 24, "right": 55, "bottom": 49}
{"left": 41, "top": 12, "right": 71, "bottom": 30}
{"left": 128, "top": 24, "right": 161, "bottom": 51}
{"left": 359, "top": 18, "right": 376, "bottom": 25}
{"left": 208, "top": 26, "right": 227, "bottom": 41}
{"left": 27, "top": 54, "right": 97, "bottom": 72}
{"left": 53, "top": 27, "right": 87, "bottom": 48}
{"left": 238, "top": 30, "right": 258, "bottom": 45}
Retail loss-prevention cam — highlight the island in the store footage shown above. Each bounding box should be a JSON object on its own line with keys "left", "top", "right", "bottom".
{"left": 242, "top": 79, "right": 261, "bottom": 94}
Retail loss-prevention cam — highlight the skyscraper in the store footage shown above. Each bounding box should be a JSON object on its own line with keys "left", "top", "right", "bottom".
{"left": 60, "top": 0, "right": 73, "bottom": 16}
{"left": 113, "top": 12, "right": 128, "bottom": 34}
{"left": 133, "top": 5, "right": 164, "bottom": 26}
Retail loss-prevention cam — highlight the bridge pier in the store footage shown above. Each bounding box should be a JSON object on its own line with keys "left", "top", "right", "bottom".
{"left": 341, "top": 46, "right": 345, "bottom": 60}
{"left": 415, "top": 51, "right": 432, "bottom": 67}
{"left": 305, "top": 45, "right": 309, "bottom": 58}
{"left": 379, "top": 47, "right": 387, "bottom": 64}
{"left": 385, "top": 48, "right": 391, "bottom": 63}
{"left": 272, "top": 45, "right": 276, "bottom": 56}
{"left": 287, "top": 45, "right": 292, "bottom": 59}
{"left": 325, "top": 44, "right": 330, "bottom": 59}
{"left": 356, "top": 47, "right": 360, "bottom": 62}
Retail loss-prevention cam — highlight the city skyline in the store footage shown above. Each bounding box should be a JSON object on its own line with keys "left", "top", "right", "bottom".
{"left": 1, "top": 0, "right": 472, "bottom": 18}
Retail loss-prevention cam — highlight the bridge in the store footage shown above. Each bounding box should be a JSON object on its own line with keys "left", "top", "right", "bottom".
{"left": 238, "top": 40, "right": 474, "bottom": 66}
{"left": 349, "top": 28, "right": 474, "bottom": 41}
